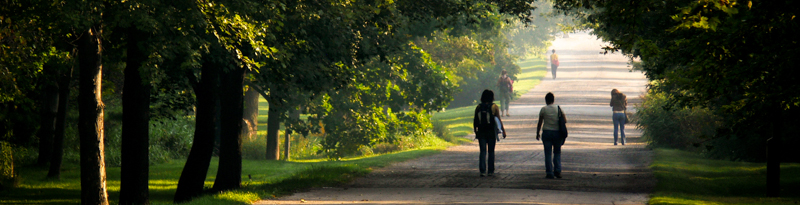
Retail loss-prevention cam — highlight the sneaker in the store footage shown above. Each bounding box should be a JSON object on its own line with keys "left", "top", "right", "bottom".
{"left": 554, "top": 172, "right": 562, "bottom": 179}
{"left": 545, "top": 175, "right": 555, "bottom": 179}
{"left": 487, "top": 173, "right": 494, "bottom": 176}
{"left": 480, "top": 173, "right": 486, "bottom": 177}
{"left": 506, "top": 113, "right": 510, "bottom": 117}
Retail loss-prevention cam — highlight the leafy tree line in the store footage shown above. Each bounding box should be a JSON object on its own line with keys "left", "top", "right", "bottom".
{"left": 553, "top": 0, "right": 798, "bottom": 196}
{"left": 1, "top": 0, "right": 543, "bottom": 204}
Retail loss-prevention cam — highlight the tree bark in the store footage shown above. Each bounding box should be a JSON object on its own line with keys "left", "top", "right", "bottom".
{"left": 47, "top": 66, "right": 73, "bottom": 179}
{"left": 173, "top": 59, "right": 219, "bottom": 203}
{"left": 78, "top": 26, "right": 109, "bottom": 205}
{"left": 119, "top": 28, "right": 151, "bottom": 205}
{"left": 213, "top": 68, "right": 245, "bottom": 191}
{"left": 243, "top": 87, "right": 260, "bottom": 140}
{"left": 265, "top": 98, "right": 281, "bottom": 160}
{"left": 766, "top": 109, "right": 782, "bottom": 197}
{"left": 36, "top": 65, "right": 59, "bottom": 167}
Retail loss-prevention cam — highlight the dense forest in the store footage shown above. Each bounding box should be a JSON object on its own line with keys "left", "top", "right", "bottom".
{"left": 0, "top": 0, "right": 569, "bottom": 204}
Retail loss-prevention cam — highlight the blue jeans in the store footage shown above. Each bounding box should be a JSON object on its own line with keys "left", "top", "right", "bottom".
{"left": 613, "top": 113, "right": 626, "bottom": 145}
{"left": 542, "top": 130, "right": 562, "bottom": 176}
{"left": 478, "top": 135, "right": 496, "bottom": 174}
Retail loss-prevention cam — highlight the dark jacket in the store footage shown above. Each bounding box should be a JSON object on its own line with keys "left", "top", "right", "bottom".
{"left": 611, "top": 93, "right": 627, "bottom": 111}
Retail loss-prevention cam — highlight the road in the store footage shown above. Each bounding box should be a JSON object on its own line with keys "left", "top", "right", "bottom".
{"left": 259, "top": 31, "right": 655, "bottom": 205}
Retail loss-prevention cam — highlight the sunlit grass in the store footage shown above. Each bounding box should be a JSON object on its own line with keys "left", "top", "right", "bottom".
{"left": 650, "top": 148, "right": 800, "bottom": 205}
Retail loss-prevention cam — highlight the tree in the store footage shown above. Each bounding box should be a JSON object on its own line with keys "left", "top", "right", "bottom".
{"left": 119, "top": 27, "right": 151, "bottom": 205}
{"left": 77, "top": 24, "right": 109, "bottom": 205}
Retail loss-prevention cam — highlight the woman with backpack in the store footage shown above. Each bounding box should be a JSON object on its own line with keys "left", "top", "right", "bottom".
{"left": 610, "top": 89, "right": 627, "bottom": 145}
{"left": 473, "top": 89, "right": 506, "bottom": 177}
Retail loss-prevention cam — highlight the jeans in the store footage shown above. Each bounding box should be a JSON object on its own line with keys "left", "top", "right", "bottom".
{"left": 499, "top": 91, "right": 511, "bottom": 114}
{"left": 613, "top": 112, "right": 626, "bottom": 145}
{"left": 551, "top": 64, "right": 558, "bottom": 79}
{"left": 478, "top": 135, "right": 496, "bottom": 174}
{"left": 542, "top": 130, "right": 562, "bottom": 176}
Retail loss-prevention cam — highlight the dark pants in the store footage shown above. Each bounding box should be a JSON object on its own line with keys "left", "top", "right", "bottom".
{"left": 499, "top": 91, "right": 511, "bottom": 114}
{"left": 551, "top": 64, "right": 558, "bottom": 79}
{"left": 478, "top": 134, "right": 496, "bottom": 174}
{"left": 542, "top": 130, "right": 562, "bottom": 176}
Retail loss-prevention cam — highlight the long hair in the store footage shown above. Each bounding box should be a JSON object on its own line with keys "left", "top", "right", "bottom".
{"left": 481, "top": 89, "right": 495, "bottom": 104}
{"left": 611, "top": 89, "right": 622, "bottom": 99}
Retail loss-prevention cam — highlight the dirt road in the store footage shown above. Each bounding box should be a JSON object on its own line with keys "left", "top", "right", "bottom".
{"left": 259, "top": 31, "right": 655, "bottom": 205}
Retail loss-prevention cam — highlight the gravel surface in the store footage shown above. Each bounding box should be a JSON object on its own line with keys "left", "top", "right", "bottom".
{"left": 260, "top": 31, "right": 656, "bottom": 205}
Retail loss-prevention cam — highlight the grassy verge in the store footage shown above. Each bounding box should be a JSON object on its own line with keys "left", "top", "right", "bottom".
{"left": 431, "top": 57, "right": 547, "bottom": 139}
{"left": 650, "top": 148, "right": 800, "bottom": 205}
{"left": 0, "top": 147, "right": 444, "bottom": 205}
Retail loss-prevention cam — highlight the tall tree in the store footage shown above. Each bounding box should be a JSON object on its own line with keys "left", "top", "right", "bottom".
{"left": 173, "top": 57, "right": 220, "bottom": 203}
{"left": 119, "top": 27, "right": 151, "bottom": 205}
{"left": 213, "top": 67, "right": 245, "bottom": 191}
{"left": 36, "top": 64, "right": 59, "bottom": 166}
{"left": 47, "top": 65, "right": 73, "bottom": 179}
{"left": 77, "top": 24, "right": 109, "bottom": 205}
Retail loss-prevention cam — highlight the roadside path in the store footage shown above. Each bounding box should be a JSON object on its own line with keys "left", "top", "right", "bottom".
{"left": 259, "top": 31, "right": 654, "bottom": 205}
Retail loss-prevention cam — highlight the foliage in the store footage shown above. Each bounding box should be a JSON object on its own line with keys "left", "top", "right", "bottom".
{"left": 635, "top": 87, "right": 720, "bottom": 150}
{"left": 554, "top": 0, "right": 800, "bottom": 161}
{"left": 649, "top": 148, "right": 800, "bottom": 204}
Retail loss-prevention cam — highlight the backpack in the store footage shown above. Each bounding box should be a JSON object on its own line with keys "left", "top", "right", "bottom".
{"left": 498, "top": 76, "right": 513, "bottom": 93}
{"left": 476, "top": 103, "right": 496, "bottom": 133}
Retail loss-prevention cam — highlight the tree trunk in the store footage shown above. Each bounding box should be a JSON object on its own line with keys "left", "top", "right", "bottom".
{"left": 47, "top": 66, "right": 72, "bottom": 179}
{"left": 265, "top": 98, "right": 281, "bottom": 160}
{"left": 766, "top": 109, "right": 782, "bottom": 197}
{"left": 283, "top": 107, "right": 300, "bottom": 161}
{"left": 213, "top": 68, "right": 245, "bottom": 191}
{"left": 78, "top": 26, "right": 109, "bottom": 205}
{"left": 243, "top": 87, "right": 259, "bottom": 140}
{"left": 36, "top": 66, "right": 59, "bottom": 167}
{"left": 119, "top": 28, "right": 150, "bottom": 205}
{"left": 173, "top": 59, "right": 219, "bottom": 203}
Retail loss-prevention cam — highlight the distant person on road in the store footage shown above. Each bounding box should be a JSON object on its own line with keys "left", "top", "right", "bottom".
{"left": 610, "top": 89, "right": 627, "bottom": 145}
{"left": 550, "top": 49, "right": 559, "bottom": 79}
{"left": 496, "top": 70, "right": 514, "bottom": 116}
{"left": 536, "top": 92, "right": 566, "bottom": 179}
{"left": 473, "top": 89, "right": 503, "bottom": 177}
{"left": 491, "top": 103, "right": 507, "bottom": 142}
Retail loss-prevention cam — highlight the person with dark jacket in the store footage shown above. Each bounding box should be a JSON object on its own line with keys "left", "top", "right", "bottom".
{"left": 610, "top": 89, "right": 627, "bottom": 145}
{"left": 473, "top": 89, "right": 505, "bottom": 177}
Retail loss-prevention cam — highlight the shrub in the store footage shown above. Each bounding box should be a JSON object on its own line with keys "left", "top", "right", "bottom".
{"left": 635, "top": 90, "right": 719, "bottom": 150}
{"left": 0, "top": 141, "right": 19, "bottom": 190}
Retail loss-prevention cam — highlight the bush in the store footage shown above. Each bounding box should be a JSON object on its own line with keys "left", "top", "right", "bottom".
{"left": 102, "top": 115, "right": 194, "bottom": 166}
{"left": 635, "top": 90, "right": 719, "bottom": 150}
{"left": 0, "top": 141, "right": 19, "bottom": 190}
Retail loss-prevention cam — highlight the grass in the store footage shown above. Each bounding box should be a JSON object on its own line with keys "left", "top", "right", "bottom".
{"left": 649, "top": 148, "right": 800, "bottom": 205}
{"left": 0, "top": 147, "right": 445, "bottom": 205}
{"left": 431, "top": 57, "right": 547, "bottom": 139}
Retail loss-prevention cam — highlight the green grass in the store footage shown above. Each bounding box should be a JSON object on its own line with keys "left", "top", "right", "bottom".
{"left": 650, "top": 148, "right": 800, "bottom": 205}
{"left": 0, "top": 147, "right": 444, "bottom": 205}
{"left": 431, "top": 57, "right": 547, "bottom": 139}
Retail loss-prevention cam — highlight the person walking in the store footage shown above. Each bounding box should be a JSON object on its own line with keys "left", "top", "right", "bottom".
{"left": 536, "top": 92, "right": 566, "bottom": 179}
{"left": 610, "top": 89, "right": 627, "bottom": 145}
{"left": 550, "top": 49, "right": 559, "bottom": 79}
{"left": 473, "top": 89, "right": 503, "bottom": 177}
{"left": 496, "top": 70, "right": 514, "bottom": 116}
